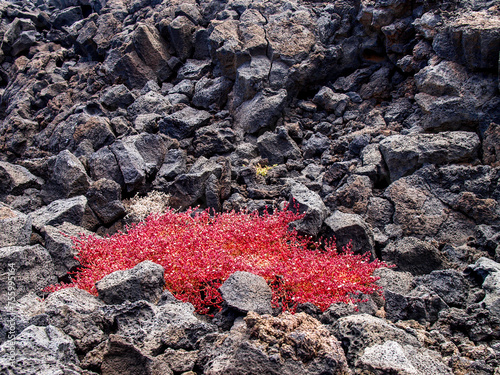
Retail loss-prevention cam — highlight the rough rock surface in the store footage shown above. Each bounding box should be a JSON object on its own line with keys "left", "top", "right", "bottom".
{"left": 0, "top": 325, "right": 82, "bottom": 375}
{"left": 0, "top": 0, "right": 499, "bottom": 373}
{"left": 96, "top": 261, "right": 165, "bottom": 305}
{"left": 219, "top": 271, "right": 273, "bottom": 315}
{"left": 199, "top": 312, "right": 351, "bottom": 375}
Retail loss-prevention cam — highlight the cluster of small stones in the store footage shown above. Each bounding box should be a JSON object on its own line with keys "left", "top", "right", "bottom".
{"left": 0, "top": 0, "right": 500, "bottom": 373}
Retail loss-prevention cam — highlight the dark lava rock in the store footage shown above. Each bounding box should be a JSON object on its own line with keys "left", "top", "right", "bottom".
{"left": 219, "top": 271, "right": 273, "bottom": 315}
{"left": 0, "top": 245, "right": 57, "bottom": 303}
{"left": 382, "top": 237, "right": 446, "bottom": 275}
{"left": 96, "top": 261, "right": 165, "bottom": 305}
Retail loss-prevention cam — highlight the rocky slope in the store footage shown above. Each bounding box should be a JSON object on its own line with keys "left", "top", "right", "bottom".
{"left": 0, "top": 0, "right": 499, "bottom": 373}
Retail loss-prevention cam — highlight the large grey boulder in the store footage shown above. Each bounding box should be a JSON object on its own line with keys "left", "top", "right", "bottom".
{"left": 41, "top": 149, "right": 91, "bottom": 204}
{"left": 414, "top": 93, "right": 480, "bottom": 131}
{"left": 415, "top": 60, "right": 468, "bottom": 96}
{"left": 42, "top": 288, "right": 107, "bottom": 353}
{"left": 40, "top": 222, "right": 95, "bottom": 278}
{"left": 103, "top": 48, "right": 157, "bottom": 89}
{"left": 100, "top": 84, "right": 135, "bottom": 110}
{"left": 193, "top": 122, "right": 236, "bottom": 157}
{"left": 357, "top": 340, "right": 453, "bottom": 374}
{"left": 0, "top": 245, "right": 57, "bottom": 303}
{"left": 85, "top": 334, "right": 173, "bottom": 375}
{"left": 132, "top": 23, "right": 172, "bottom": 81}
{"left": 0, "top": 325, "right": 82, "bottom": 375}
{"left": 332, "top": 174, "right": 373, "bottom": 216}
{"left": 432, "top": 11, "right": 500, "bottom": 71}
{"left": 96, "top": 261, "right": 165, "bottom": 304}
{"left": 0, "top": 203, "right": 32, "bottom": 247}
{"left": 219, "top": 271, "right": 273, "bottom": 315}
{"left": 42, "top": 114, "right": 116, "bottom": 154}
{"left": 192, "top": 76, "right": 233, "bottom": 110}
{"left": 86, "top": 178, "right": 126, "bottom": 224}
{"left": 265, "top": 9, "right": 316, "bottom": 64}
{"left": 127, "top": 91, "right": 171, "bottom": 119}
{"left": 235, "top": 89, "right": 287, "bottom": 134}
{"left": 176, "top": 59, "right": 211, "bottom": 80}
{"left": 384, "top": 286, "right": 449, "bottom": 324}
{"left": 379, "top": 131, "right": 480, "bottom": 182}
{"left": 332, "top": 314, "right": 421, "bottom": 365}
{"left": 208, "top": 19, "right": 243, "bottom": 79}
{"left": 302, "top": 133, "right": 331, "bottom": 159}
{"left": 167, "top": 156, "right": 230, "bottom": 210}
{"left": 52, "top": 6, "right": 83, "bottom": 28}
{"left": 30, "top": 195, "right": 90, "bottom": 231}
{"left": 232, "top": 56, "right": 271, "bottom": 109}
{"left": 110, "top": 133, "right": 167, "bottom": 193}
{"left": 106, "top": 299, "right": 217, "bottom": 354}
{"left": 384, "top": 169, "right": 479, "bottom": 244}
{"left": 382, "top": 237, "right": 446, "bottom": 275}
{"left": 357, "top": 143, "right": 390, "bottom": 186}
{"left": 153, "top": 149, "right": 187, "bottom": 187}
{"left": 167, "top": 15, "right": 196, "bottom": 61}
{"left": 313, "top": 87, "right": 350, "bottom": 116}
{"left": 324, "top": 210, "right": 375, "bottom": 258}
{"left": 159, "top": 106, "right": 211, "bottom": 140}
{"left": 89, "top": 147, "right": 125, "bottom": 192}
{"left": 413, "top": 269, "right": 469, "bottom": 308}
{"left": 288, "top": 182, "right": 328, "bottom": 237}
{"left": 257, "top": 127, "right": 301, "bottom": 165}
{"left": 2, "top": 18, "right": 37, "bottom": 56}
{"left": 0, "top": 161, "right": 42, "bottom": 196}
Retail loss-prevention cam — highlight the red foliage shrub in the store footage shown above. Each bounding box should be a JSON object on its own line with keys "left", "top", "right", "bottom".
{"left": 47, "top": 207, "right": 386, "bottom": 314}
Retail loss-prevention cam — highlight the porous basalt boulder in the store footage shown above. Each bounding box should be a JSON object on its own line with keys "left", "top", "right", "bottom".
{"left": 96, "top": 261, "right": 165, "bottom": 305}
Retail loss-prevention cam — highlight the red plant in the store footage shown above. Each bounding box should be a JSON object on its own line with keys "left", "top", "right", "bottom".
{"left": 47, "top": 207, "right": 387, "bottom": 314}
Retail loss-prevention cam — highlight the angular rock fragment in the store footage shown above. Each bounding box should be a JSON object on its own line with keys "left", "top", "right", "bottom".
{"left": 357, "top": 340, "right": 453, "bottom": 374}
{"left": 100, "top": 84, "right": 135, "bottom": 110}
{"left": 168, "top": 15, "right": 196, "bottom": 61}
{"left": 257, "top": 127, "right": 301, "bottom": 165}
{"left": 133, "top": 23, "right": 172, "bottom": 81}
{"left": 219, "top": 271, "right": 273, "bottom": 315}
{"left": 0, "top": 325, "right": 82, "bottom": 375}
{"left": 332, "top": 314, "right": 421, "bottom": 365}
{"left": 89, "top": 146, "right": 125, "bottom": 187}
{"left": 86, "top": 178, "right": 126, "bottom": 224}
{"left": 193, "top": 123, "right": 236, "bottom": 157}
{"left": 96, "top": 261, "right": 165, "bottom": 304}
{"left": 288, "top": 182, "right": 328, "bottom": 237}
{"left": 384, "top": 286, "right": 449, "bottom": 324}
{"left": 176, "top": 59, "right": 211, "bottom": 80}
{"left": 382, "top": 237, "right": 446, "bottom": 275}
{"left": 41, "top": 222, "right": 94, "bottom": 278}
{"left": 41, "top": 150, "right": 91, "bottom": 204}
{"left": 42, "top": 288, "right": 107, "bottom": 353}
{"left": 0, "top": 161, "right": 42, "bottom": 196}
{"left": 413, "top": 269, "right": 469, "bottom": 308}
{"left": 313, "top": 87, "right": 350, "bottom": 117}
{"left": 379, "top": 131, "right": 480, "bottom": 182}
{"left": 159, "top": 106, "right": 211, "bottom": 140}
{"left": 30, "top": 195, "right": 90, "bottom": 231}
{"left": 324, "top": 210, "right": 375, "bottom": 257}
{"left": 0, "top": 245, "right": 57, "bottom": 303}
{"left": 192, "top": 76, "right": 233, "bottom": 110}
{"left": 466, "top": 257, "right": 500, "bottom": 321}
{"left": 235, "top": 89, "right": 287, "bottom": 134}
{"left": 0, "top": 203, "right": 32, "bottom": 247}
{"left": 153, "top": 149, "right": 187, "bottom": 187}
